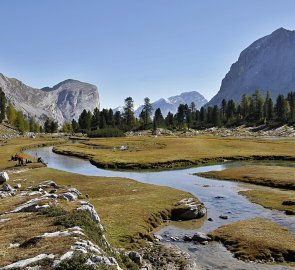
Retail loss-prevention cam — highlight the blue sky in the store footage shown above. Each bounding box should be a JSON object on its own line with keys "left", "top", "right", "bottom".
{"left": 1, "top": 0, "right": 295, "bottom": 108}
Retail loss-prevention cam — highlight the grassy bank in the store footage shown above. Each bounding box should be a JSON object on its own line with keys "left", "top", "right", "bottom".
{"left": 239, "top": 189, "right": 295, "bottom": 215}
{"left": 210, "top": 218, "right": 295, "bottom": 264}
{"left": 0, "top": 136, "right": 65, "bottom": 170}
{"left": 197, "top": 165, "right": 295, "bottom": 190}
{"left": 9, "top": 168, "right": 196, "bottom": 248}
{"left": 52, "top": 136, "right": 295, "bottom": 169}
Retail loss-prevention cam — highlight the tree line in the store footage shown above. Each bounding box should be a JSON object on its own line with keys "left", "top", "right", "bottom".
{"left": 1, "top": 86, "right": 294, "bottom": 135}
{"left": 74, "top": 90, "right": 295, "bottom": 136}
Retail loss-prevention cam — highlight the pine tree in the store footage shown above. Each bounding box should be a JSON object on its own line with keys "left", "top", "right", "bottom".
{"left": 78, "top": 109, "right": 92, "bottom": 131}
{"left": 6, "top": 102, "right": 17, "bottom": 125}
{"left": 0, "top": 88, "right": 6, "bottom": 122}
{"left": 165, "top": 112, "right": 174, "bottom": 129}
{"left": 44, "top": 118, "right": 51, "bottom": 133}
{"left": 91, "top": 108, "right": 100, "bottom": 130}
{"left": 123, "top": 97, "right": 136, "bottom": 129}
{"left": 141, "top": 97, "right": 153, "bottom": 128}
{"left": 71, "top": 119, "right": 79, "bottom": 133}
{"left": 212, "top": 105, "right": 220, "bottom": 126}
{"left": 154, "top": 108, "right": 165, "bottom": 128}
{"left": 287, "top": 92, "right": 295, "bottom": 122}
{"left": 275, "top": 94, "right": 290, "bottom": 122}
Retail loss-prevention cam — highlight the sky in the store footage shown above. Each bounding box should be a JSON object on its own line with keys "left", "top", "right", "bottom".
{"left": 1, "top": 0, "right": 295, "bottom": 108}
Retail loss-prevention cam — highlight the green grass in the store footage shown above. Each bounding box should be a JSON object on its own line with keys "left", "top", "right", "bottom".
{"left": 52, "top": 136, "right": 295, "bottom": 169}
{"left": 197, "top": 165, "right": 295, "bottom": 189}
{"left": 210, "top": 218, "right": 295, "bottom": 264}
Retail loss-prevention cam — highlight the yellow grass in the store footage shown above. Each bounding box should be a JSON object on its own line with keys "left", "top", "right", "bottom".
{"left": 197, "top": 165, "right": 295, "bottom": 189}
{"left": 0, "top": 136, "right": 65, "bottom": 170}
{"left": 9, "top": 168, "right": 194, "bottom": 248}
{"left": 53, "top": 136, "right": 295, "bottom": 169}
{"left": 239, "top": 188, "right": 295, "bottom": 214}
{"left": 210, "top": 218, "right": 295, "bottom": 264}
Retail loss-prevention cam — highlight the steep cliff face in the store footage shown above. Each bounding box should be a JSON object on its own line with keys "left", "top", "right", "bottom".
{"left": 208, "top": 28, "right": 295, "bottom": 106}
{"left": 0, "top": 74, "right": 100, "bottom": 123}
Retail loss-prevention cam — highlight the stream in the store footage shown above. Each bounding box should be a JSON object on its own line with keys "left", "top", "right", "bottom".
{"left": 24, "top": 146, "right": 295, "bottom": 270}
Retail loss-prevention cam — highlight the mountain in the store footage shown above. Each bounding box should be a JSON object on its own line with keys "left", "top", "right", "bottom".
{"left": 134, "top": 91, "right": 208, "bottom": 117}
{"left": 0, "top": 74, "right": 100, "bottom": 123}
{"left": 208, "top": 28, "right": 295, "bottom": 106}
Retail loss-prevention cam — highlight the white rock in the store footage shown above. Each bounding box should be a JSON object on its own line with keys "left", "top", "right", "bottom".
{"left": 59, "top": 192, "right": 78, "bottom": 201}
{"left": 1, "top": 253, "right": 54, "bottom": 269}
{"left": 0, "top": 171, "right": 9, "bottom": 184}
{"left": 77, "top": 201, "right": 100, "bottom": 224}
{"left": 38, "top": 180, "right": 58, "bottom": 189}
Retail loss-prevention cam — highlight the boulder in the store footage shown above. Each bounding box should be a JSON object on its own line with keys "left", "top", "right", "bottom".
{"left": 154, "top": 234, "right": 163, "bottom": 241}
{"left": 219, "top": 215, "right": 228, "bottom": 220}
{"left": 192, "top": 232, "right": 212, "bottom": 242}
{"left": 171, "top": 198, "right": 207, "bottom": 220}
{"left": 68, "top": 187, "right": 81, "bottom": 197}
{"left": 38, "top": 180, "right": 58, "bottom": 189}
{"left": 10, "top": 199, "right": 49, "bottom": 213}
{"left": 0, "top": 171, "right": 9, "bottom": 184}
{"left": 128, "top": 251, "right": 143, "bottom": 264}
{"left": 59, "top": 192, "right": 78, "bottom": 201}
{"left": 3, "top": 183, "right": 14, "bottom": 192}
{"left": 183, "top": 235, "right": 192, "bottom": 241}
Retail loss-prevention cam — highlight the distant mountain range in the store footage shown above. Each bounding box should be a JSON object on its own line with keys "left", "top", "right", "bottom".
{"left": 208, "top": 28, "right": 295, "bottom": 106}
{"left": 0, "top": 74, "right": 100, "bottom": 123}
{"left": 133, "top": 91, "right": 208, "bottom": 117}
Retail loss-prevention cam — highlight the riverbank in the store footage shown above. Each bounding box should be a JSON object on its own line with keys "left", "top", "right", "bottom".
{"left": 239, "top": 189, "right": 295, "bottom": 215}
{"left": 196, "top": 165, "right": 295, "bottom": 215}
{"left": 0, "top": 136, "right": 66, "bottom": 170}
{"left": 210, "top": 218, "right": 295, "bottom": 265}
{"left": 196, "top": 165, "right": 295, "bottom": 190}
{"left": 52, "top": 136, "right": 295, "bottom": 170}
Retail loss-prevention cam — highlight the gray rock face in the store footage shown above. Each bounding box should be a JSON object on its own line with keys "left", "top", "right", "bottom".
{"left": 0, "top": 75, "right": 100, "bottom": 124}
{"left": 133, "top": 91, "right": 208, "bottom": 117}
{"left": 208, "top": 28, "right": 295, "bottom": 106}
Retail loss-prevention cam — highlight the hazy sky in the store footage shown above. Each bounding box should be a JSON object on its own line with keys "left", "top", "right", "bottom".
{"left": 1, "top": 0, "right": 295, "bottom": 108}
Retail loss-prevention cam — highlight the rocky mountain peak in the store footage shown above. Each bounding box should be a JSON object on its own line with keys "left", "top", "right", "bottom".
{"left": 208, "top": 28, "right": 295, "bottom": 106}
{"left": 0, "top": 73, "right": 100, "bottom": 124}
{"left": 134, "top": 91, "right": 208, "bottom": 117}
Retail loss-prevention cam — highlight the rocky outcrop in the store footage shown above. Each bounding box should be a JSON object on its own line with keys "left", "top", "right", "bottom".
{"left": 208, "top": 28, "right": 295, "bottom": 106}
{"left": 0, "top": 175, "right": 199, "bottom": 269}
{"left": 0, "top": 74, "right": 100, "bottom": 124}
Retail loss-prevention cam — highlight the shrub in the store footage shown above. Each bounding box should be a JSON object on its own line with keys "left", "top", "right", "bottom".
{"left": 87, "top": 128, "right": 125, "bottom": 138}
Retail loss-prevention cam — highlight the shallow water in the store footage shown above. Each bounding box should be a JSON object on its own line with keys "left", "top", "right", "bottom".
{"left": 24, "top": 146, "right": 295, "bottom": 269}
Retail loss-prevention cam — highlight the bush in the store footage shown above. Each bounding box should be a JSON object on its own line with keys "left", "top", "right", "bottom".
{"left": 88, "top": 128, "right": 125, "bottom": 138}
{"left": 55, "top": 252, "right": 94, "bottom": 270}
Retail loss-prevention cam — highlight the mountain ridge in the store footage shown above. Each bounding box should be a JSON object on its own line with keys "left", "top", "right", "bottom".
{"left": 208, "top": 27, "right": 295, "bottom": 106}
{"left": 134, "top": 91, "right": 208, "bottom": 117}
{"left": 0, "top": 73, "right": 100, "bottom": 123}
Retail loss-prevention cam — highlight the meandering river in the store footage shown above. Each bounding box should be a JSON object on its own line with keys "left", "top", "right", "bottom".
{"left": 24, "top": 146, "right": 295, "bottom": 270}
